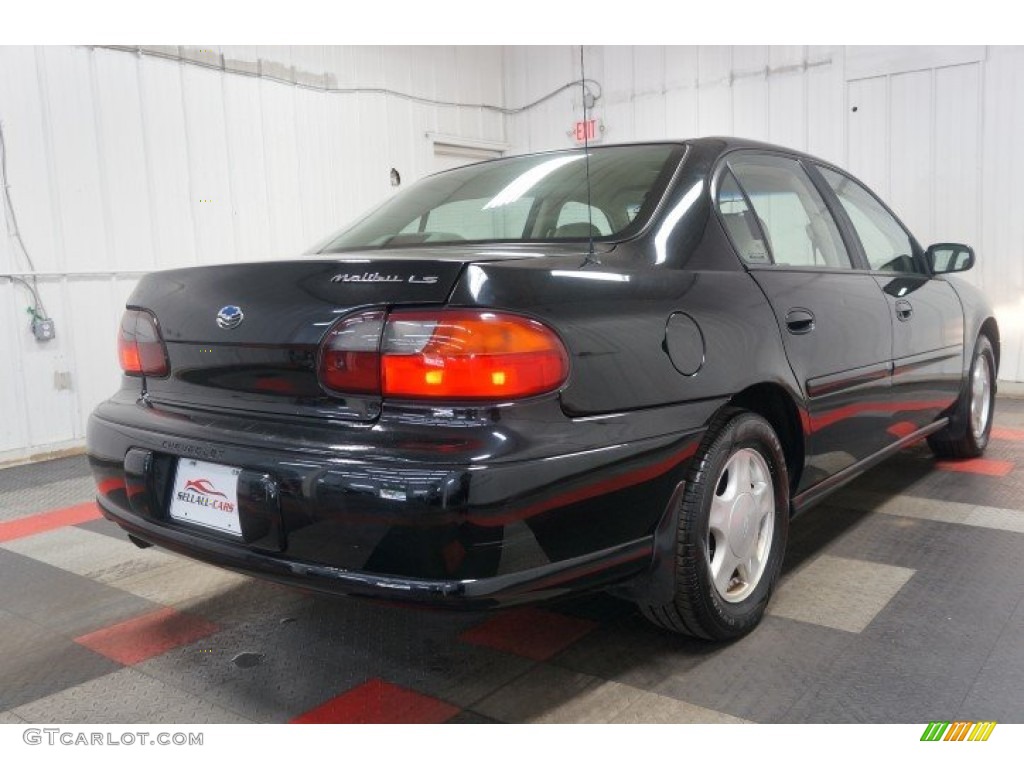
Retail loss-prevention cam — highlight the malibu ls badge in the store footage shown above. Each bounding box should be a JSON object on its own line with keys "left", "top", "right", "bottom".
{"left": 216, "top": 305, "right": 244, "bottom": 329}
{"left": 330, "top": 272, "right": 439, "bottom": 285}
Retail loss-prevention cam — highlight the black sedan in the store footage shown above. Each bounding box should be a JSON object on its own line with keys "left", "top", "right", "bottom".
{"left": 88, "top": 138, "right": 998, "bottom": 640}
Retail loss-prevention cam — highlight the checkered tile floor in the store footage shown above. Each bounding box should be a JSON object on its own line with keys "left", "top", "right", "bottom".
{"left": 2, "top": 398, "right": 1024, "bottom": 724}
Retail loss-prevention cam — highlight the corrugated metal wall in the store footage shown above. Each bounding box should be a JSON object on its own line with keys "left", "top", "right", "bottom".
{"left": 504, "top": 45, "right": 1024, "bottom": 385}
{"left": 0, "top": 45, "right": 505, "bottom": 462}
{"left": 4, "top": 45, "right": 1024, "bottom": 461}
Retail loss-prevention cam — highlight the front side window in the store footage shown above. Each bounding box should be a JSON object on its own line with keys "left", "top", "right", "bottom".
{"left": 318, "top": 144, "right": 683, "bottom": 251}
{"left": 817, "top": 166, "right": 921, "bottom": 274}
{"left": 728, "top": 154, "right": 852, "bottom": 269}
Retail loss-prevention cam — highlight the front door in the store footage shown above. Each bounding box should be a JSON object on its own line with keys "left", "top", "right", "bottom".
{"left": 814, "top": 165, "right": 964, "bottom": 435}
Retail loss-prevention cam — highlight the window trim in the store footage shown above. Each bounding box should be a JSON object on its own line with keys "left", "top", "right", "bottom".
{"left": 712, "top": 149, "right": 857, "bottom": 272}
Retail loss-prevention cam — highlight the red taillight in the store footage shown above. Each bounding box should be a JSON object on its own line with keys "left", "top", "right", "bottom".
{"left": 118, "top": 309, "right": 169, "bottom": 377}
{"left": 318, "top": 310, "right": 385, "bottom": 394}
{"left": 316, "top": 309, "right": 569, "bottom": 401}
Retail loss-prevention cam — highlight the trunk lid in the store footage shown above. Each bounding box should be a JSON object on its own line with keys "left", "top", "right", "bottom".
{"left": 127, "top": 248, "right": 565, "bottom": 421}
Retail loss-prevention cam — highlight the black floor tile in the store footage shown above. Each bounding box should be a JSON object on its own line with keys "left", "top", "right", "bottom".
{"left": 447, "top": 709, "right": 502, "bottom": 724}
{"left": 0, "top": 455, "right": 91, "bottom": 493}
{"left": 552, "top": 612, "right": 717, "bottom": 691}
{"left": 957, "top": 594, "right": 1024, "bottom": 722}
{"left": 0, "top": 634, "right": 120, "bottom": 711}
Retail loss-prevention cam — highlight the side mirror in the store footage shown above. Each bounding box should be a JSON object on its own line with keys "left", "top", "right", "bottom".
{"left": 926, "top": 243, "right": 975, "bottom": 274}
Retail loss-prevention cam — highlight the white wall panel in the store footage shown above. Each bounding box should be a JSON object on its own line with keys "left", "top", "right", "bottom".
{"left": 981, "top": 48, "right": 1024, "bottom": 381}
{"left": 92, "top": 50, "right": 156, "bottom": 273}
{"left": 767, "top": 71, "right": 805, "bottom": 150}
{"left": 806, "top": 48, "right": 845, "bottom": 164}
{"left": 137, "top": 58, "right": 199, "bottom": 269}
{"left": 697, "top": 47, "right": 733, "bottom": 136}
{"left": 847, "top": 76, "right": 890, "bottom": 197}
{"left": 731, "top": 47, "right": 767, "bottom": 140}
{"left": 182, "top": 65, "right": 239, "bottom": 262}
{"left": 934, "top": 65, "right": 982, "bottom": 252}
{"left": 0, "top": 45, "right": 506, "bottom": 462}
{"left": 888, "top": 70, "right": 933, "bottom": 239}
{"left": 222, "top": 74, "right": 273, "bottom": 261}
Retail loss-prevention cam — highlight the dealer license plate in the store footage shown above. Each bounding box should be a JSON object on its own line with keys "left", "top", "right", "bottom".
{"left": 169, "top": 459, "right": 243, "bottom": 537}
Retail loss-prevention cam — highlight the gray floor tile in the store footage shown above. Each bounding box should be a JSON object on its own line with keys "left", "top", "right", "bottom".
{"left": 1, "top": 525, "right": 181, "bottom": 583}
{"left": 655, "top": 615, "right": 856, "bottom": 723}
{"left": 611, "top": 692, "right": 750, "bottom": 724}
{"left": 76, "top": 517, "right": 131, "bottom": 541}
{"left": 474, "top": 664, "right": 642, "bottom": 723}
{"left": 12, "top": 668, "right": 252, "bottom": 724}
{"left": 768, "top": 555, "right": 915, "bottom": 633}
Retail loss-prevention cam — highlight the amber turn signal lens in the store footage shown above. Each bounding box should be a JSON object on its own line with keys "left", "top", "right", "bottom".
{"left": 380, "top": 310, "right": 569, "bottom": 399}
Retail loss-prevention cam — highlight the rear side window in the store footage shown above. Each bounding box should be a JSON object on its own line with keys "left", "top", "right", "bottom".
{"left": 716, "top": 170, "right": 771, "bottom": 264}
{"left": 817, "top": 166, "right": 922, "bottom": 274}
{"left": 728, "top": 154, "right": 852, "bottom": 269}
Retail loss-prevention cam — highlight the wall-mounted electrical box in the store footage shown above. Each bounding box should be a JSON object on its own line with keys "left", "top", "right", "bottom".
{"left": 32, "top": 317, "right": 56, "bottom": 342}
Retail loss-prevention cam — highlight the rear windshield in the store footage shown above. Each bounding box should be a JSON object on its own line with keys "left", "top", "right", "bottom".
{"left": 318, "top": 144, "right": 683, "bottom": 251}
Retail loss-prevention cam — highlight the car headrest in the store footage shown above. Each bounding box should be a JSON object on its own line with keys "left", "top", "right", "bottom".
{"left": 554, "top": 222, "right": 602, "bottom": 239}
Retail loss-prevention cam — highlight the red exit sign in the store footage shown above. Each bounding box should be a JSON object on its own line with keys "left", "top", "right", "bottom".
{"left": 572, "top": 118, "right": 600, "bottom": 144}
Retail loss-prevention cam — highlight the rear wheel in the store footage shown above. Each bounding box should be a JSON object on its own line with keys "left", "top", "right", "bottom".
{"left": 640, "top": 409, "right": 789, "bottom": 640}
{"left": 928, "top": 335, "right": 995, "bottom": 459}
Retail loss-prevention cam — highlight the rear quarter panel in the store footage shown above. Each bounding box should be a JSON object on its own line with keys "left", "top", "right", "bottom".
{"left": 447, "top": 244, "right": 801, "bottom": 420}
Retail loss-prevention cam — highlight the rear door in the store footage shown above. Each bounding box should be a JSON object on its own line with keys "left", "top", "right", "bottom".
{"left": 718, "top": 152, "right": 894, "bottom": 491}
{"left": 814, "top": 165, "right": 964, "bottom": 435}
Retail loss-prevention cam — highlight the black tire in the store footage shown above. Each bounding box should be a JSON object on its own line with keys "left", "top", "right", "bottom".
{"left": 639, "top": 408, "right": 789, "bottom": 640}
{"left": 928, "top": 335, "right": 996, "bottom": 459}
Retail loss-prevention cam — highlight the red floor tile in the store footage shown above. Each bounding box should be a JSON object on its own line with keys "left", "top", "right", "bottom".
{"left": 290, "top": 678, "right": 459, "bottom": 724}
{"left": 74, "top": 607, "right": 220, "bottom": 665}
{"left": 936, "top": 458, "right": 1014, "bottom": 477}
{"left": 0, "top": 502, "right": 102, "bottom": 543}
{"left": 887, "top": 421, "right": 917, "bottom": 439}
{"left": 458, "top": 607, "right": 598, "bottom": 661}
{"left": 991, "top": 426, "right": 1024, "bottom": 441}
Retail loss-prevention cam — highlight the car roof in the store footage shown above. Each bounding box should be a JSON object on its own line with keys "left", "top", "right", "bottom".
{"left": 424, "top": 137, "right": 834, "bottom": 177}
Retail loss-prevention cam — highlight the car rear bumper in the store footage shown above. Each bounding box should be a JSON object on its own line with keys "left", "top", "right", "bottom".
{"left": 87, "top": 395, "right": 713, "bottom": 608}
{"left": 96, "top": 494, "right": 654, "bottom": 607}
